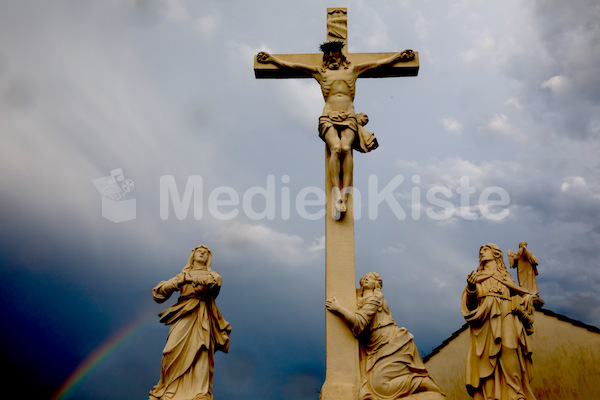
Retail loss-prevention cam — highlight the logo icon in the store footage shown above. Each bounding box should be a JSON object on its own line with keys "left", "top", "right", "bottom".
{"left": 92, "top": 168, "right": 136, "bottom": 223}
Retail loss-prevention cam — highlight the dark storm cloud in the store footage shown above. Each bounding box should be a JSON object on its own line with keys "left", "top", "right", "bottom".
{"left": 2, "top": 1, "right": 600, "bottom": 399}
{"left": 509, "top": 0, "right": 600, "bottom": 140}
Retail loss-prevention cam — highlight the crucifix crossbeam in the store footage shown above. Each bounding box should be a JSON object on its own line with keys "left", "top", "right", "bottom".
{"left": 254, "top": 52, "right": 419, "bottom": 79}
{"left": 254, "top": 10, "right": 419, "bottom": 79}
{"left": 254, "top": 8, "right": 418, "bottom": 400}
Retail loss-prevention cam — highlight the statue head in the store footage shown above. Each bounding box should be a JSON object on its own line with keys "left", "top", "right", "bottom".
{"left": 479, "top": 243, "right": 503, "bottom": 266}
{"left": 356, "top": 272, "right": 383, "bottom": 297}
{"left": 359, "top": 272, "right": 383, "bottom": 291}
{"left": 320, "top": 40, "right": 349, "bottom": 70}
{"left": 478, "top": 243, "right": 513, "bottom": 280}
{"left": 183, "top": 244, "right": 212, "bottom": 272}
{"left": 358, "top": 272, "right": 389, "bottom": 312}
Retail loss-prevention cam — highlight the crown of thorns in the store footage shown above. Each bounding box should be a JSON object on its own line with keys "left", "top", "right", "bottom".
{"left": 319, "top": 40, "right": 345, "bottom": 54}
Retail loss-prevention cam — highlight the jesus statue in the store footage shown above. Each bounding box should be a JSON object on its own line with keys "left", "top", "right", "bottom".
{"left": 257, "top": 41, "right": 414, "bottom": 215}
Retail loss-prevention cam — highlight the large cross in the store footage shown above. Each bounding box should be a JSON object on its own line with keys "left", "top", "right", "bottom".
{"left": 254, "top": 8, "right": 418, "bottom": 400}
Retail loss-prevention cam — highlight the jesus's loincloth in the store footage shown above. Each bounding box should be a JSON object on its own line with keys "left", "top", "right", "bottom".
{"left": 318, "top": 111, "right": 378, "bottom": 153}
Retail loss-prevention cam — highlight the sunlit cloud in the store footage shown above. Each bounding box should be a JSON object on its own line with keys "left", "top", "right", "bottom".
{"left": 506, "top": 97, "right": 524, "bottom": 110}
{"left": 479, "top": 114, "right": 525, "bottom": 142}
{"left": 441, "top": 117, "right": 462, "bottom": 134}
{"left": 541, "top": 74, "right": 572, "bottom": 95}
{"left": 215, "top": 222, "right": 316, "bottom": 267}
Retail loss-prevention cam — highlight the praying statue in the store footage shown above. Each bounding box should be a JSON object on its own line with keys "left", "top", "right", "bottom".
{"left": 508, "top": 241, "right": 543, "bottom": 307}
{"left": 257, "top": 41, "right": 414, "bottom": 216}
{"left": 149, "top": 245, "right": 231, "bottom": 400}
{"left": 462, "top": 244, "right": 536, "bottom": 400}
{"left": 326, "top": 272, "right": 445, "bottom": 399}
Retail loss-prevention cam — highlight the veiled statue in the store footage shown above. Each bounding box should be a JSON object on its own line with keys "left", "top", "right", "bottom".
{"left": 149, "top": 245, "right": 231, "bottom": 400}
{"left": 326, "top": 272, "right": 445, "bottom": 399}
{"left": 462, "top": 244, "right": 536, "bottom": 400}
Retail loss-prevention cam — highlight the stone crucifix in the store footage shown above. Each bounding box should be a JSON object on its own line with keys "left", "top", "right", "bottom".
{"left": 254, "top": 8, "right": 419, "bottom": 400}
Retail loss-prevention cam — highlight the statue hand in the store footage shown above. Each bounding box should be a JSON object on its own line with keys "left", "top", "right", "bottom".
{"left": 193, "top": 274, "right": 212, "bottom": 287}
{"left": 203, "top": 274, "right": 217, "bottom": 288}
{"left": 398, "top": 49, "right": 415, "bottom": 61}
{"left": 256, "top": 51, "right": 272, "bottom": 63}
{"left": 356, "top": 113, "right": 369, "bottom": 126}
{"left": 466, "top": 270, "right": 477, "bottom": 290}
{"left": 326, "top": 297, "right": 341, "bottom": 313}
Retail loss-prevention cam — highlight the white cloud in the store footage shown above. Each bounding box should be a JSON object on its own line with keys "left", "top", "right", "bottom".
{"left": 215, "top": 222, "right": 312, "bottom": 266}
{"left": 394, "top": 156, "right": 520, "bottom": 192}
{"left": 441, "top": 117, "right": 462, "bottom": 133}
{"left": 433, "top": 276, "right": 448, "bottom": 288}
{"left": 380, "top": 243, "right": 406, "bottom": 255}
{"left": 165, "top": 0, "right": 191, "bottom": 23}
{"left": 561, "top": 176, "right": 588, "bottom": 193}
{"left": 451, "top": 0, "right": 483, "bottom": 10}
{"left": 541, "top": 74, "right": 572, "bottom": 95}
{"left": 308, "top": 236, "right": 325, "bottom": 252}
{"left": 162, "top": 1, "right": 219, "bottom": 39}
{"left": 467, "top": 12, "right": 482, "bottom": 22}
{"left": 232, "top": 38, "right": 322, "bottom": 129}
{"left": 279, "top": 80, "right": 323, "bottom": 128}
{"left": 506, "top": 97, "right": 524, "bottom": 110}
{"left": 462, "top": 29, "right": 495, "bottom": 64}
{"left": 353, "top": 5, "right": 391, "bottom": 50}
{"left": 194, "top": 13, "right": 220, "bottom": 39}
{"left": 414, "top": 12, "right": 432, "bottom": 40}
{"left": 479, "top": 114, "right": 525, "bottom": 141}
{"left": 228, "top": 40, "right": 267, "bottom": 71}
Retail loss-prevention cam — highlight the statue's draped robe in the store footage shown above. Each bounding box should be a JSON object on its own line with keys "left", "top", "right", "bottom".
{"left": 352, "top": 292, "right": 438, "bottom": 399}
{"left": 149, "top": 270, "right": 231, "bottom": 400}
{"left": 461, "top": 272, "right": 535, "bottom": 400}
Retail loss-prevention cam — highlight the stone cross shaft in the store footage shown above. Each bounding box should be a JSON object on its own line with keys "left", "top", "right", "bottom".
{"left": 254, "top": 8, "right": 418, "bottom": 400}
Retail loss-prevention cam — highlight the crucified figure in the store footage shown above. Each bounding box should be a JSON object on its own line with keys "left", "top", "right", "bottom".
{"left": 257, "top": 41, "right": 414, "bottom": 215}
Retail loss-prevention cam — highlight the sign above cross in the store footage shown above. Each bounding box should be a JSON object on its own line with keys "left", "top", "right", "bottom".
{"left": 254, "top": 8, "right": 419, "bottom": 400}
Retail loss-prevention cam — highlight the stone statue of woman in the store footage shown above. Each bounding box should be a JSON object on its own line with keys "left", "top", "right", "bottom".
{"left": 326, "top": 272, "right": 445, "bottom": 399}
{"left": 149, "top": 245, "right": 231, "bottom": 400}
{"left": 462, "top": 243, "right": 536, "bottom": 400}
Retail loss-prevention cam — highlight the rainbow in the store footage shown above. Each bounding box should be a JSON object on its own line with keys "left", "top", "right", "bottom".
{"left": 50, "top": 309, "right": 156, "bottom": 400}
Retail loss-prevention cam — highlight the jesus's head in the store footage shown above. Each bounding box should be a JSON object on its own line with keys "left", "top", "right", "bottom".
{"left": 320, "top": 40, "right": 348, "bottom": 70}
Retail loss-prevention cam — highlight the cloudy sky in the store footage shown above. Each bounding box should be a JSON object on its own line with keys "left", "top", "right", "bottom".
{"left": 1, "top": 0, "right": 599, "bottom": 399}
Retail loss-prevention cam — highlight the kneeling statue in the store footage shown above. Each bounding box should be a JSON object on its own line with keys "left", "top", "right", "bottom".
{"left": 326, "top": 272, "right": 445, "bottom": 400}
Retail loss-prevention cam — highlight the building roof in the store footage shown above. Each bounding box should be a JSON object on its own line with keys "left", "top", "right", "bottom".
{"left": 423, "top": 308, "right": 600, "bottom": 363}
